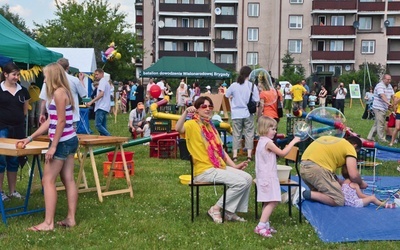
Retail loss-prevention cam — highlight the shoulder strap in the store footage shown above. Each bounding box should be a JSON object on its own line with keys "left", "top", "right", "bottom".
{"left": 249, "top": 82, "right": 255, "bottom": 102}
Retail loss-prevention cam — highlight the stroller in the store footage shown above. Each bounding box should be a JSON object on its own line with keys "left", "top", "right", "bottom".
{"left": 366, "top": 100, "right": 375, "bottom": 120}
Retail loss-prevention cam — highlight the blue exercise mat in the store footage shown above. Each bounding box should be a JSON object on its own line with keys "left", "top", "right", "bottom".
{"left": 376, "top": 149, "right": 400, "bottom": 162}
{"left": 301, "top": 176, "right": 400, "bottom": 242}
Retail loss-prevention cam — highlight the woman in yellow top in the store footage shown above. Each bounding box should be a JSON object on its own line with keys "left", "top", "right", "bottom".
{"left": 389, "top": 90, "right": 400, "bottom": 146}
{"left": 176, "top": 96, "right": 252, "bottom": 223}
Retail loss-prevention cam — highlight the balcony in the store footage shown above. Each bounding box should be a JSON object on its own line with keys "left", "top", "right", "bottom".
{"left": 214, "top": 39, "right": 236, "bottom": 48}
{"left": 358, "top": 1, "right": 385, "bottom": 12}
{"left": 312, "top": 51, "right": 355, "bottom": 60}
{"left": 311, "top": 25, "right": 355, "bottom": 36}
{"left": 387, "top": 51, "right": 400, "bottom": 60}
{"left": 386, "top": 26, "right": 400, "bottom": 36}
{"left": 159, "top": 3, "right": 210, "bottom": 13}
{"left": 215, "top": 15, "right": 237, "bottom": 24}
{"left": 159, "top": 51, "right": 210, "bottom": 59}
{"left": 135, "top": 0, "right": 143, "bottom": 5}
{"left": 136, "top": 15, "right": 143, "bottom": 24}
{"left": 388, "top": 1, "right": 400, "bottom": 11}
{"left": 312, "top": 0, "right": 356, "bottom": 10}
{"left": 159, "top": 27, "right": 209, "bottom": 37}
{"left": 215, "top": 63, "right": 236, "bottom": 71}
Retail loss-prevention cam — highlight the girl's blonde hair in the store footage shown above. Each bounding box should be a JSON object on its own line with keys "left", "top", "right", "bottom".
{"left": 257, "top": 116, "right": 277, "bottom": 136}
{"left": 43, "top": 62, "right": 75, "bottom": 110}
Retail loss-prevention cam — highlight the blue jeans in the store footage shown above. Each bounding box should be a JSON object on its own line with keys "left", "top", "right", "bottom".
{"left": 49, "top": 136, "right": 79, "bottom": 161}
{"left": 0, "top": 128, "right": 19, "bottom": 173}
{"left": 95, "top": 109, "right": 111, "bottom": 136}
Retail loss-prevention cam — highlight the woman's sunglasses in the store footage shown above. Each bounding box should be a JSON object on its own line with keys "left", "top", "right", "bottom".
{"left": 199, "top": 104, "right": 214, "bottom": 109}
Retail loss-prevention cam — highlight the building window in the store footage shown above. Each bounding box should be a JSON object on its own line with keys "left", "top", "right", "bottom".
{"left": 331, "top": 16, "right": 344, "bottom": 26}
{"left": 289, "top": 15, "right": 302, "bottom": 29}
{"left": 290, "top": 0, "right": 303, "bottom": 3}
{"left": 165, "top": 0, "right": 177, "bottom": 3}
{"left": 221, "top": 6, "right": 235, "bottom": 15}
{"left": 136, "top": 9, "right": 143, "bottom": 16}
{"left": 165, "top": 18, "right": 177, "bottom": 27}
{"left": 387, "top": 16, "right": 395, "bottom": 27}
{"left": 194, "top": 18, "right": 204, "bottom": 28}
{"left": 194, "top": 0, "right": 204, "bottom": 4}
{"left": 315, "top": 65, "right": 324, "bottom": 72}
{"left": 248, "top": 3, "right": 259, "bottom": 17}
{"left": 182, "top": 18, "right": 189, "bottom": 28}
{"left": 359, "top": 17, "right": 372, "bottom": 30}
{"left": 288, "top": 40, "right": 302, "bottom": 53}
{"left": 136, "top": 29, "right": 143, "bottom": 36}
{"left": 182, "top": 0, "right": 189, "bottom": 4}
{"left": 248, "top": 28, "right": 259, "bottom": 41}
{"left": 194, "top": 42, "right": 204, "bottom": 51}
{"left": 183, "top": 42, "right": 189, "bottom": 51}
{"left": 221, "top": 30, "right": 234, "bottom": 39}
{"left": 361, "top": 40, "right": 375, "bottom": 54}
{"left": 330, "top": 40, "right": 344, "bottom": 51}
{"left": 220, "top": 54, "right": 233, "bottom": 64}
{"left": 164, "top": 41, "right": 177, "bottom": 51}
{"left": 247, "top": 52, "right": 258, "bottom": 65}
{"left": 329, "top": 65, "right": 342, "bottom": 76}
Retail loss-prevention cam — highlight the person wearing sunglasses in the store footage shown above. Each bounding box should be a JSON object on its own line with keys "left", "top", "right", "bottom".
{"left": 176, "top": 96, "right": 252, "bottom": 223}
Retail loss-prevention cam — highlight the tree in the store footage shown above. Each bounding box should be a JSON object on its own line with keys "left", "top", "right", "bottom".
{"left": 338, "top": 62, "right": 384, "bottom": 93}
{"left": 35, "top": 0, "right": 141, "bottom": 80}
{"left": 278, "top": 51, "right": 305, "bottom": 84}
{"left": 0, "top": 4, "right": 34, "bottom": 38}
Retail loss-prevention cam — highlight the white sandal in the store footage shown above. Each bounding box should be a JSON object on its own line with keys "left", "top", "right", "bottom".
{"left": 207, "top": 207, "right": 222, "bottom": 223}
{"left": 225, "top": 212, "right": 247, "bottom": 222}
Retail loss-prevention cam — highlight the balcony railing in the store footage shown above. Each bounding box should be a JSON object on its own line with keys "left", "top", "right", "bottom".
{"left": 388, "top": 1, "right": 400, "bottom": 11}
{"left": 215, "top": 15, "right": 237, "bottom": 24}
{"left": 386, "top": 26, "right": 400, "bottom": 36}
{"left": 311, "top": 25, "right": 355, "bottom": 36}
{"left": 136, "top": 16, "right": 143, "bottom": 24}
{"left": 159, "top": 51, "right": 210, "bottom": 59}
{"left": 312, "top": 0, "right": 357, "bottom": 10}
{"left": 159, "top": 3, "right": 210, "bottom": 13}
{"left": 358, "top": 1, "right": 385, "bottom": 12}
{"left": 159, "top": 27, "right": 209, "bottom": 37}
{"left": 312, "top": 51, "right": 355, "bottom": 60}
{"left": 387, "top": 51, "right": 400, "bottom": 60}
{"left": 215, "top": 63, "right": 236, "bottom": 71}
{"left": 214, "top": 39, "right": 236, "bottom": 48}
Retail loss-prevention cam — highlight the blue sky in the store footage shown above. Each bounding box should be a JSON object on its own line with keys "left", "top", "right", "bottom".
{"left": 1, "top": 0, "right": 135, "bottom": 29}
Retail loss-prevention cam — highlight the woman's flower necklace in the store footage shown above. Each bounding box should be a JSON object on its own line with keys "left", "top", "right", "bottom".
{"left": 193, "top": 114, "right": 225, "bottom": 168}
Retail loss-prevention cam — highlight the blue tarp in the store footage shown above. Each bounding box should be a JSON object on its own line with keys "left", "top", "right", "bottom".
{"left": 301, "top": 176, "right": 400, "bottom": 242}
{"left": 0, "top": 54, "right": 12, "bottom": 67}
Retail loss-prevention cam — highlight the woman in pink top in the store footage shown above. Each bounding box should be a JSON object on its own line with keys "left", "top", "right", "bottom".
{"left": 254, "top": 116, "right": 300, "bottom": 238}
{"left": 18, "top": 63, "right": 79, "bottom": 231}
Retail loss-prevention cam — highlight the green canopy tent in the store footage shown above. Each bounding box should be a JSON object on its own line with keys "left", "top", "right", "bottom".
{"left": 140, "top": 56, "right": 231, "bottom": 79}
{"left": 0, "top": 14, "right": 62, "bottom": 66}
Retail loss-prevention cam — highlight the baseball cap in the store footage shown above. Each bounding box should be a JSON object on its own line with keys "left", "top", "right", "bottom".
{"left": 137, "top": 102, "right": 144, "bottom": 110}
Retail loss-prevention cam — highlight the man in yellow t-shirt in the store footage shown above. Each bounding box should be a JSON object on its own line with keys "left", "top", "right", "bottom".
{"left": 300, "top": 136, "right": 367, "bottom": 206}
{"left": 290, "top": 81, "right": 306, "bottom": 110}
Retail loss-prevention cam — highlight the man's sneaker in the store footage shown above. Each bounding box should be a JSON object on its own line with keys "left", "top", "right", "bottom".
{"left": 8, "top": 191, "right": 24, "bottom": 200}
{"left": 1, "top": 192, "right": 10, "bottom": 202}
{"left": 254, "top": 226, "right": 273, "bottom": 238}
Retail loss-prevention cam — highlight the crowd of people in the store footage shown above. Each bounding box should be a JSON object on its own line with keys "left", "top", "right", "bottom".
{"left": 1, "top": 60, "right": 399, "bottom": 236}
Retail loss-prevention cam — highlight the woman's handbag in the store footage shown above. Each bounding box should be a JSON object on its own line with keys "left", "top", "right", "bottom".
{"left": 247, "top": 82, "right": 257, "bottom": 114}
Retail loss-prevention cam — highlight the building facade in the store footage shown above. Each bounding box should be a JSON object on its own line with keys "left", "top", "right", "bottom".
{"left": 135, "top": 0, "right": 400, "bottom": 83}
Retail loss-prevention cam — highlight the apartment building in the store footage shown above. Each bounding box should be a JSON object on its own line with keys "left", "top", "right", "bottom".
{"left": 135, "top": 0, "right": 400, "bottom": 84}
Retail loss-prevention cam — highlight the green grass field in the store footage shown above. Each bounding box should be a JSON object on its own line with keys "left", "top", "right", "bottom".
{"left": 0, "top": 102, "right": 399, "bottom": 249}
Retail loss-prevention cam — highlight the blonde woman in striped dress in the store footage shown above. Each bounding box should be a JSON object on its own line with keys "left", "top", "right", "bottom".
{"left": 18, "top": 63, "right": 79, "bottom": 231}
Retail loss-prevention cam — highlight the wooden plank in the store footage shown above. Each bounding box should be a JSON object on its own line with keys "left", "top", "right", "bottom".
{"left": 0, "top": 138, "right": 48, "bottom": 156}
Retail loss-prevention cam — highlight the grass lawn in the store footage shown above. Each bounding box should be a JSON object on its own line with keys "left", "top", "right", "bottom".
{"left": 0, "top": 101, "right": 399, "bottom": 249}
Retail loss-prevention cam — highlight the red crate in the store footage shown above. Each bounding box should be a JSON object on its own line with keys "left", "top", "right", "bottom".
{"left": 158, "top": 139, "right": 177, "bottom": 159}
{"left": 150, "top": 146, "right": 159, "bottom": 158}
{"left": 103, "top": 160, "right": 134, "bottom": 178}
